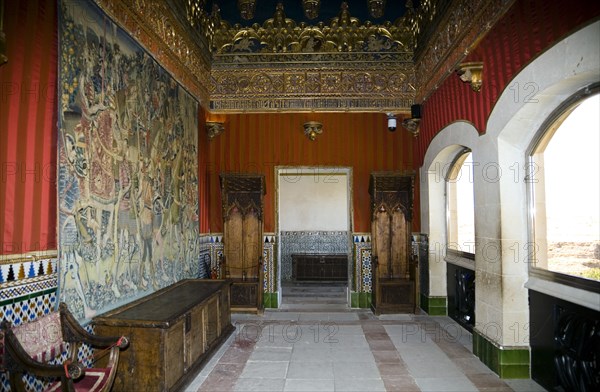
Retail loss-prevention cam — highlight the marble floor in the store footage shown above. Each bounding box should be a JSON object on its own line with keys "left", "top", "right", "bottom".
{"left": 184, "top": 309, "right": 547, "bottom": 392}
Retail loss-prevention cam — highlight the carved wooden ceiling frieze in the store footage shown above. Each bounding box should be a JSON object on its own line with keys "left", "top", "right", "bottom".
{"left": 414, "top": 0, "right": 515, "bottom": 102}
{"left": 94, "top": 0, "right": 515, "bottom": 113}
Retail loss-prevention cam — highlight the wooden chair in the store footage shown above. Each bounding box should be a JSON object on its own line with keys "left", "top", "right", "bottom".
{"left": 0, "top": 302, "right": 128, "bottom": 392}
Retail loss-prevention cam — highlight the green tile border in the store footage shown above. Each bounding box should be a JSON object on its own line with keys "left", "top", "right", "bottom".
{"left": 472, "top": 329, "right": 530, "bottom": 379}
{"left": 419, "top": 294, "right": 447, "bottom": 316}
{"left": 0, "top": 287, "right": 57, "bottom": 308}
{"left": 263, "top": 292, "right": 278, "bottom": 308}
{"left": 351, "top": 292, "right": 359, "bottom": 308}
{"left": 350, "top": 291, "right": 372, "bottom": 308}
{"left": 360, "top": 292, "right": 371, "bottom": 308}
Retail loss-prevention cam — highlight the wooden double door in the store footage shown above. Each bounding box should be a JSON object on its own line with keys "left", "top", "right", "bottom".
{"left": 369, "top": 172, "right": 416, "bottom": 314}
{"left": 220, "top": 173, "right": 265, "bottom": 313}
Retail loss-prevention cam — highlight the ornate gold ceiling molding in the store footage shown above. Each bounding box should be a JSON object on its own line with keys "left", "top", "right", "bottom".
{"left": 90, "top": 0, "right": 516, "bottom": 113}
{"left": 208, "top": 2, "right": 414, "bottom": 54}
{"left": 205, "top": 1, "right": 419, "bottom": 113}
{"left": 209, "top": 61, "right": 415, "bottom": 113}
{"left": 414, "top": 0, "right": 516, "bottom": 102}
{"left": 94, "top": 0, "right": 211, "bottom": 104}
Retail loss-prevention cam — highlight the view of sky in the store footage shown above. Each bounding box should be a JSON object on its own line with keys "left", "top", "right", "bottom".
{"left": 543, "top": 94, "right": 600, "bottom": 242}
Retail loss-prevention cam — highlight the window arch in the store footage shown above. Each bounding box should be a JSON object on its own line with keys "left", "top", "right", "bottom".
{"left": 446, "top": 149, "right": 475, "bottom": 257}
{"left": 529, "top": 88, "right": 600, "bottom": 284}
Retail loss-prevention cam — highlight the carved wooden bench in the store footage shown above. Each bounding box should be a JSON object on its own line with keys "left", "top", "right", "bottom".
{"left": 0, "top": 302, "right": 128, "bottom": 392}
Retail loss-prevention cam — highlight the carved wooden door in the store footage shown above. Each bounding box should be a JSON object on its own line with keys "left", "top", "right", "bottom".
{"left": 220, "top": 174, "right": 265, "bottom": 312}
{"left": 369, "top": 172, "right": 415, "bottom": 314}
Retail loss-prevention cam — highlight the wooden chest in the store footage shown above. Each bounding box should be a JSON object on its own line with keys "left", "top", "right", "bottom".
{"left": 93, "top": 279, "right": 234, "bottom": 392}
{"left": 292, "top": 254, "right": 348, "bottom": 281}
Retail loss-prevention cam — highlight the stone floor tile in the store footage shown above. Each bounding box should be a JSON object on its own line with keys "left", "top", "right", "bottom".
{"left": 367, "top": 339, "right": 396, "bottom": 350}
{"left": 329, "top": 347, "right": 375, "bottom": 362}
{"left": 290, "top": 348, "right": 333, "bottom": 362}
{"left": 334, "top": 325, "right": 365, "bottom": 335}
{"left": 283, "top": 378, "right": 335, "bottom": 392}
{"left": 327, "top": 313, "right": 359, "bottom": 321}
{"left": 240, "top": 360, "right": 289, "bottom": 379}
{"left": 198, "top": 377, "right": 235, "bottom": 392}
{"left": 401, "top": 357, "right": 465, "bottom": 378}
{"left": 209, "top": 363, "right": 246, "bottom": 380}
{"left": 467, "top": 373, "right": 511, "bottom": 389}
{"left": 453, "top": 357, "right": 500, "bottom": 375}
{"left": 334, "top": 377, "right": 386, "bottom": 391}
{"left": 414, "top": 376, "right": 478, "bottom": 392}
{"left": 331, "top": 334, "right": 369, "bottom": 347}
{"left": 371, "top": 349, "right": 402, "bottom": 363}
{"left": 233, "top": 377, "right": 286, "bottom": 392}
{"left": 504, "top": 378, "right": 547, "bottom": 392}
{"left": 286, "top": 361, "right": 334, "bottom": 379}
{"left": 382, "top": 376, "right": 422, "bottom": 392}
{"left": 264, "top": 311, "right": 301, "bottom": 321}
{"left": 249, "top": 347, "right": 293, "bottom": 362}
{"left": 376, "top": 362, "right": 410, "bottom": 377}
{"left": 333, "top": 361, "right": 380, "bottom": 379}
{"left": 188, "top": 312, "right": 547, "bottom": 392}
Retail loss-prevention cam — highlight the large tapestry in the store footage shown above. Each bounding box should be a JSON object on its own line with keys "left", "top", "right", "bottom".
{"left": 58, "top": 0, "right": 200, "bottom": 321}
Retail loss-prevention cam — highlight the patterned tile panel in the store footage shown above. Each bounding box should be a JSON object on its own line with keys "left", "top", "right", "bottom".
{"left": 353, "top": 234, "right": 372, "bottom": 293}
{"left": 264, "top": 241, "right": 276, "bottom": 293}
{"left": 280, "top": 231, "right": 350, "bottom": 281}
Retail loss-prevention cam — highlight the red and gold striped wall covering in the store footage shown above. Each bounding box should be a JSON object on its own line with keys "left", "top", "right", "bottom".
{"left": 4, "top": 0, "right": 597, "bottom": 256}
{"left": 200, "top": 112, "right": 418, "bottom": 234}
{"left": 414, "top": 0, "right": 600, "bottom": 167}
{"left": 0, "top": 0, "right": 58, "bottom": 256}
{"left": 198, "top": 108, "right": 210, "bottom": 233}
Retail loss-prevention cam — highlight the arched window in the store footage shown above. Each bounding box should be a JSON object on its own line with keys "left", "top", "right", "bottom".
{"left": 529, "top": 90, "right": 600, "bottom": 284}
{"left": 446, "top": 149, "right": 475, "bottom": 257}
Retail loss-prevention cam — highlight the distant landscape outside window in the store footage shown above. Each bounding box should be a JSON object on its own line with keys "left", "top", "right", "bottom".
{"left": 531, "top": 94, "right": 600, "bottom": 281}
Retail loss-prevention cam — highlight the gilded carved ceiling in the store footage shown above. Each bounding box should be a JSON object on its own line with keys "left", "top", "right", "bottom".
{"left": 96, "top": 0, "right": 515, "bottom": 113}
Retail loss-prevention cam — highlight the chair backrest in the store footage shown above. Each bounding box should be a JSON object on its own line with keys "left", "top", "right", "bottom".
{"left": 10, "top": 312, "right": 66, "bottom": 363}
{"left": 1, "top": 304, "right": 127, "bottom": 392}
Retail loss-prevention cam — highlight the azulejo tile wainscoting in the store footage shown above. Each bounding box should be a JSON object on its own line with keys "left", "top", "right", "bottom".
{"left": 280, "top": 231, "right": 350, "bottom": 281}
{"left": 203, "top": 234, "right": 278, "bottom": 308}
{"left": 0, "top": 256, "right": 59, "bottom": 326}
{"left": 205, "top": 233, "right": 377, "bottom": 309}
{"left": 352, "top": 234, "right": 373, "bottom": 309}
{"left": 0, "top": 255, "right": 95, "bottom": 392}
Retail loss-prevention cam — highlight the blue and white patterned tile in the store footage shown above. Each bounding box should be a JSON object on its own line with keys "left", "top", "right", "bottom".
{"left": 279, "top": 231, "right": 350, "bottom": 280}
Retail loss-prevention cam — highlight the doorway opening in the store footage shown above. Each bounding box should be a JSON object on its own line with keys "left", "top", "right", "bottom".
{"left": 275, "top": 167, "right": 353, "bottom": 310}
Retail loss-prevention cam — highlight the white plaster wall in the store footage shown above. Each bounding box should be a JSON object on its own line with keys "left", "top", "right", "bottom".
{"left": 490, "top": 21, "right": 600, "bottom": 343}
{"left": 279, "top": 169, "right": 349, "bottom": 231}
{"left": 420, "top": 20, "right": 600, "bottom": 347}
{"left": 421, "top": 123, "right": 479, "bottom": 297}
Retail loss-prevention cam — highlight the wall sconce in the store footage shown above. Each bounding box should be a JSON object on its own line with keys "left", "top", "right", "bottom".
{"left": 456, "top": 62, "right": 484, "bottom": 92}
{"left": 206, "top": 121, "right": 224, "bottom": 139}
{"left": 303, "top": 121, "right": 323, "bottom": 141}
{"left": 401, "top": 104, "right": 421, "bottom": 137}
{"left": 0, "top": 0, "right": 7, "bottom": 66}
{"left": 238, "top": 0, "right": 256, "bottom": 20}
{"left": 302, "top": 0, "right": 320, "bottom": 19}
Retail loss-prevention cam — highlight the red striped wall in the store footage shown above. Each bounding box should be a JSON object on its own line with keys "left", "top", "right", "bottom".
{"left": 198, "top": 108, "right": 210, "bottom": 233}
{"left": 204, "top": 112, "right": 417, "bottom": 233}
{"left": 414, "top": 0, "right": 600, "bottom": 166}
{"left": 0, "top": 0, "right": 58, "bottom": 255}
{"left": 4, "top": 0, "right": 596, "bottom": 254}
